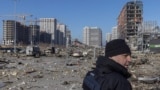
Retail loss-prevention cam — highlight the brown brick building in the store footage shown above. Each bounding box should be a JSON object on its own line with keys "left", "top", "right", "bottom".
{"left": 118, "top": 0, "right": 143, "bottom": 40}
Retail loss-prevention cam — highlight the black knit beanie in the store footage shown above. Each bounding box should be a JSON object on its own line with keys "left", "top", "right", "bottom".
{"left": 105, "top": 39, "right": 131, "bottom": 57}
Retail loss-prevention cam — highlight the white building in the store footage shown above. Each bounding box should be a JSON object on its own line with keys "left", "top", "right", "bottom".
{"left": 111, "top": 26, "right": 118, "bottom": 40}
{"left": 83, "top": 26, "right": 102, "bottom": 48}
{"left": 66, "top": 30, "right": 71, "bottom": 46}
{"left": 39, "top": 18, "right": 57, "bottom": 46}
{"left": 106, "top": 33, "right": 112, "bottom": 43}
{"left": 56, "top": 23, "right": 66, "bottom": 46}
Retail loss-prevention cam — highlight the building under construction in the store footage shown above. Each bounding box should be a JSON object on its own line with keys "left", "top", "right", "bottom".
{"left": 117, "top": 0, "right": 160, "bottom": 52}
{"left": 117, "top": 0, "right": 143, "bottom": 40}
{"left": 137, "top": 21, "right": 160, "bottom": 52}
{"left": 2, "top": 20, "right": 26, "bottom": 46}
{"left": 2, "top": 20, "right": 40, "bottom": 46}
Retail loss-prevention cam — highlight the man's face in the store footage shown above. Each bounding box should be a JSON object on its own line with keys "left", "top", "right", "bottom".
{"left": 110, "top": 54, "right": 131, "bottom": 68}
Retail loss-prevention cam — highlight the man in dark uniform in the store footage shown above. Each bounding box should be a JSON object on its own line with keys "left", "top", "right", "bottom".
{"left": 82, "top": 39, "right": 132, "bottom": 90}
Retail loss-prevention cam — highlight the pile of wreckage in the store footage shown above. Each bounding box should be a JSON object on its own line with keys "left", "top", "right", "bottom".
{"left": 129, "top": 51, "right": 160, "bottom": 90}
{"left": 0, "top": 45, "right": 159, "bottom": 90}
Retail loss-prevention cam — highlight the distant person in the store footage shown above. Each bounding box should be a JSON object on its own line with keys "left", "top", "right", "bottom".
{"left": 82, "top": 39, "right": 132, "bottom": 90}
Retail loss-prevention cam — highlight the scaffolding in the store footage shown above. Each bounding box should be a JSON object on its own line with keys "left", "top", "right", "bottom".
{"left": 137, "top": 21, "right": 160, "bottom": 52}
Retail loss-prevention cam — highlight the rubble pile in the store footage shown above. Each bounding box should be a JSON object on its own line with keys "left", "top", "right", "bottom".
{"left": 0, "top": 52, "right": 95, "bottom": 90}
{"left": 129, "top": 52, "right": 160, "bottom": 90}
{"left": 0, "top": 49, "right": 159, "bottom": 90}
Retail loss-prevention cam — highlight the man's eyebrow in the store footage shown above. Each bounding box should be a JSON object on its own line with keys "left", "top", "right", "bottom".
{"left": 122, "top": 54, "right": 129, "bottom": 56}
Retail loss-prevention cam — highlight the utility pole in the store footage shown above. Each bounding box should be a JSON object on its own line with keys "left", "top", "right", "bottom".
{"left": 93, "top": 47, "right": 96, "bottom": 60}
{"left": 14, "top": 0, "right": 17, "bottom": 53}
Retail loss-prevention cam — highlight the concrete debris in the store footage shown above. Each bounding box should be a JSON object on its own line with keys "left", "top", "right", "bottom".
{"left": 0, "top": 47, "right": 159, "bottom": 90}
{"left": 0, "top": 81, "right": 6, "bottom": 88}
{"left": 138, "top": 76, "right": 160, "bottom": 84}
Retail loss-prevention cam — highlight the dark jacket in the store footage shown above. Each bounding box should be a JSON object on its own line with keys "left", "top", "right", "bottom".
{"left": 82, "top": 56, "right": 132, "bottom": 90}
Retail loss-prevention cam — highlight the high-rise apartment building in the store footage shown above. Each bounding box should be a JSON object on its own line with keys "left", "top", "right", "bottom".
{"left": 39, "top": 18, "right": 57, "bottom": 46}
{"left": 2, "top": 18, "right": 70, "bottom": 47}
{"left": 3, "top": 20, "right": 23, "bottom": 45}
{"left": 83, "top": 26, "right": 102, "bottom": 48}
{"left": 106, "top": 33, "right": 112, "bottom": 43}
{"left": 56, "top": 23, "right": 66, "bottom": 46}
{"left": 118, "top": 0, "right": 143, "bottom": 39}
{"left": 3, "top": 20, "right": 40, "bottom": 45}
{"left": 111, "top": 26, "right": 118, "bottom": 40}
{"left": 28, "top": 25, "right": 40, "bottom": 45}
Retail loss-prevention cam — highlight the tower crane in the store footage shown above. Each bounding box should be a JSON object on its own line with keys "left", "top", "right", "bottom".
{"left": 0, "top": 14, "right": 32, "bottom": 50}
{"left": 0, "top": 14, "right": 32, "bottom": 25}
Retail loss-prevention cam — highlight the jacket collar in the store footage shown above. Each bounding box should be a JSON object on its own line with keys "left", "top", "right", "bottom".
{"left": 95, "top": 56, "right": 131, "bottom": 78}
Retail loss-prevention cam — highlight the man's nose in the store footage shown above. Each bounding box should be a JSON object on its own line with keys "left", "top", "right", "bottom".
{"left": 127, "top": 55, "right": 131, "bottom": 62}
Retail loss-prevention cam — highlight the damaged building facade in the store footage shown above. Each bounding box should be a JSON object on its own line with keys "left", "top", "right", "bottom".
{"left": 117, "top": 0, "right": 160, "bottom": 52}
{"left": 137, "top": 21, "right": 160, "bottom": 52}
{"left": 117, "top": 0, "right": 143, "bottom": 49}
{"left": 118, "top": 0, "right": 143, "bottom": 39}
